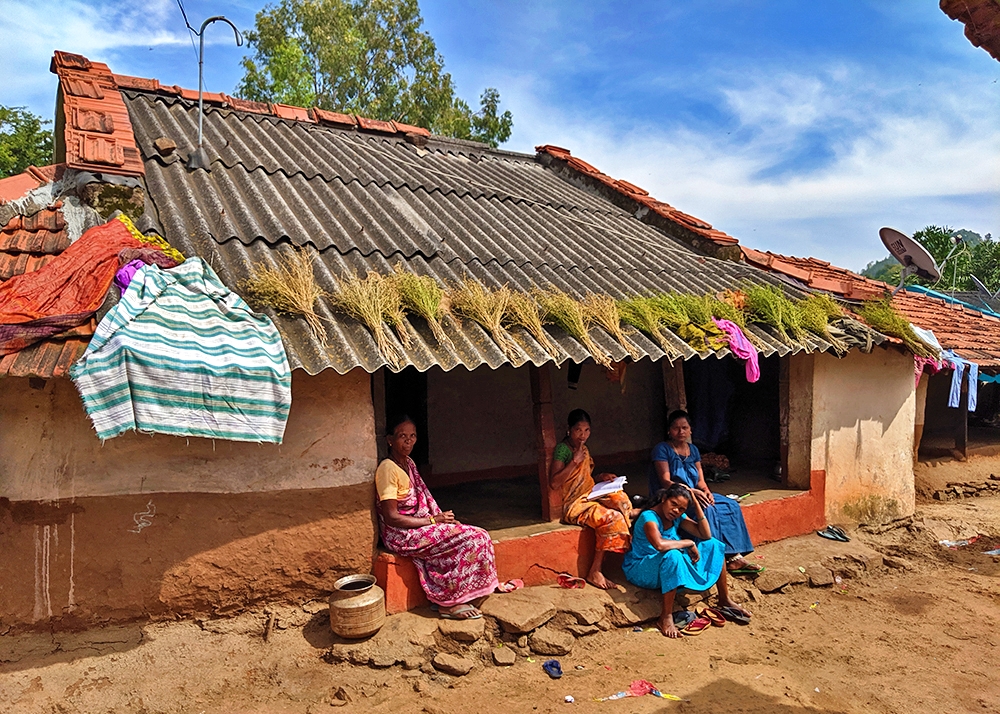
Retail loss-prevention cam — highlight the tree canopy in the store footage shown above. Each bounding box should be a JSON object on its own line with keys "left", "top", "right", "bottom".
{"left": 237, "top": 0, "right": 513, "bottom": 147}
{"left": 0, "top": 106, "right": 53, "bottom": 179}
{"left": 862, "top": 225, "right": 1000, "bottom": 293}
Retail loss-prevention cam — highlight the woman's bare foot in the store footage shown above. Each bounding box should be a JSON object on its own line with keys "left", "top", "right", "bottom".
{"left": 657, "top": 615, "right": 682, "bottom": 638}
{"left": 587, "top": 571, "right": 617, "bottom": 590}
{"left": 440, "top": 603, "right": 481, "bottom": 620}
{"left": 719, "top": 598, "right": 750, "bottom": 617}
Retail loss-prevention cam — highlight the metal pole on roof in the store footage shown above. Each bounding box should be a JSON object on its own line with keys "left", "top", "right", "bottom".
{"left": 186, "top": 16, "right": 243, "bottom": 171}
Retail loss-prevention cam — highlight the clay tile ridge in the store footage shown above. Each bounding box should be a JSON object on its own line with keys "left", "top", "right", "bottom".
{"left": 111, "top": 62, "right": 433, "bottom": 139}
{"left": 534, "top": 144, "right": 740, "bottom": 247}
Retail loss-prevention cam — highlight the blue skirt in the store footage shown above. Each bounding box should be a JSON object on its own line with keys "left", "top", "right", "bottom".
{"left": 701, "top": 496, "right": 754, "bottom": 556}
{"left": 624, "top": 537, "right": 725, "bottom": 593}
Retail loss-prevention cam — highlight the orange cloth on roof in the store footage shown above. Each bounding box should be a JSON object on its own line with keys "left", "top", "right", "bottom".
{"left": 0, "top": 219, "right": 141, "bottom": 325}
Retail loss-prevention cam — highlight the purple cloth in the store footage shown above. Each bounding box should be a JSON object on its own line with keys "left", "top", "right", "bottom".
{"left": 114, "top": 260, "right": 146, "bottom": 293}
{"left": 712, "top": 318, "right": 760, "bottom": 383}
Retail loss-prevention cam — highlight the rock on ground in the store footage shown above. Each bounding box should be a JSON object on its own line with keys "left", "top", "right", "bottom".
{"left": 432, "top": 653, "right": 475, "bottom": 676}
{"left": 806, "top": 565, "right": 834, "bottom": 587}
{"left": 606, "top": 583, "right": 663, "bottom": 626}
{"left": 492, "top": 647, "right": 516, "bottom": 666}
{"left": 566, "top": 624, "right": 599, "bottom": 637}
{"left": 529, "top": 626, "right": 574, "bottom": 656}
{"left": 437, "top": 617, "right": 484, "bottom": 643}
{"left": 551, "top": 588, "right": 609, "bottom": 625}
{"left": 754, "top": 568, "right": 793, "bottom": 593}
{"left": 480, "top": 591, "right": 556, "bottom": 634}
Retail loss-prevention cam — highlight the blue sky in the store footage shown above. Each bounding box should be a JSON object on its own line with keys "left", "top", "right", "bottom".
{"left": 1, "top": 0, "right": 997, "bottom": 270}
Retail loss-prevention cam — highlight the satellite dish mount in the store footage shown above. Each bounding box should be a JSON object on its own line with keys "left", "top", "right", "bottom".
{"left": 878, "top": 227, "right": 942, "bottom": 296}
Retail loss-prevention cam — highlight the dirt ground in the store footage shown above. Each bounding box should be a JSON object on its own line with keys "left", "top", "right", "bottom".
{"left": 3, "top": 496, "right": 1000, "bottom": 714}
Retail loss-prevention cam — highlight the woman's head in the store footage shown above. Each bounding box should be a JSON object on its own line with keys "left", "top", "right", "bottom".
{"left": 567, "top": 408, "right": 592, "bottom": 446}
{"left": 667, "top": 409, "right": 691, "bottom": 444}
{"left": 386, "top": 414, "right": 417, "bottom": 458}
{"left": 652, "top": 483, "right": 691, "bottom": 520}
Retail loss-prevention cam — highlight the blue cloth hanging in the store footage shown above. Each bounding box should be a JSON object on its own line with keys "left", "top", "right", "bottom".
{"left": 943, "top": 350, "right": 978, "bottom": 412}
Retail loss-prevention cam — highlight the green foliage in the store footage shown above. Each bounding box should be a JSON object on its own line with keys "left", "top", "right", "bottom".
{"left": 856, "top": 297, "right": 933, "bottom": 357}
{"left": 743, "top": 284, "right": 802, "bottom": 344}
{"left": 237, "top": 0, "right": 512, "bottom": 147}
{"left": 0, "top": 106, "right": 53, "bottom": 179}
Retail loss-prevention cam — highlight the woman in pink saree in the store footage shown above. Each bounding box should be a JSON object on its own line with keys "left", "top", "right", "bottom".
{"left": 376, "top": 415, "right": 499, "bottom": 620}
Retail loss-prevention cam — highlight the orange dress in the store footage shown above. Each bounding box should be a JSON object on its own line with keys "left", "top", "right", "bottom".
{"left": 555, "top": 443, "right": 632, "bottom": 553}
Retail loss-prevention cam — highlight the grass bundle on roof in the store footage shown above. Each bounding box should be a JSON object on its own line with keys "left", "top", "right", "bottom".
{"left": 617, "top": 295, "right": 679, "bottom": 358}
{"left": 241, "top": 248, "right": 328, "bottom": 346}
{"left": 856, "top": 296, "right": 933, "bottom": 357}
{"left": 505, "top": 290, "right": 558, "bottom": 356}
{"left": 536, "top": 288, "right": 612, "bottom": 368}
{"left": 797, "top": 293, "right": 848, "bottom": 353}
{"left": 648, "top": 293, "right": 691, "bottom": 329}
{"left": 744, "top": 284, "right": 803, "bottom": 344}
{"left": 707, "top": 293, "right": 747, "bottom": 327}
{"left": 450, "top": 279, "right": 518, "bottom": 358}
{"left": 391, "top": 265, "right": 451, "bottom": 346}
{"left": 329, "top": 271, "right": 408, "bottom": 368}
{"left": 583, "top": 293, "right": 641, "bottom": 361}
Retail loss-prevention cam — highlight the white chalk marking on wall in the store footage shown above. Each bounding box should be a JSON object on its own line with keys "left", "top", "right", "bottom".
{"left": 68, "top": 513, "right": 77, "bottom": 612}
{"left": 129, "top": 500, "right": 156, "bottom": 533}
{"left": 33, "top": 526, "right": 42, "bottom": 621}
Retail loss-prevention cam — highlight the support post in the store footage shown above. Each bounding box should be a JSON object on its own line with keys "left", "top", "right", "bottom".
{"left": 530, "top": 363, "right": 560, "bottom": 522}
{"left": 779, "top": 355, "right": 790, "bottom": 487}
{"left": 956, "top": 377, "right": 968, "bottom": 460}
{"left": 661, "top": 359, "right": 687, "bottom": 414}
{"left": 372, "top": 368, "right": 387, "bottom": 462}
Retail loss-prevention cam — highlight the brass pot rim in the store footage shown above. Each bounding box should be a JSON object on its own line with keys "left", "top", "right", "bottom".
{"left": 332, "top": 573, "right": 377, "bottom": 594}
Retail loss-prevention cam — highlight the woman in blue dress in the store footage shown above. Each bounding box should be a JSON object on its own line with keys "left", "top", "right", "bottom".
{"left": 649, "top": 410, "right": 762, "bottom": 575}
{"left": 624, "top": 483, "right": 749, "bottom": 638}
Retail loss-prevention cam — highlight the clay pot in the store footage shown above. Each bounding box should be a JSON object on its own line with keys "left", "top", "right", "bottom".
{"left": 328, "top": 573, "right": 385, "bottom": 639}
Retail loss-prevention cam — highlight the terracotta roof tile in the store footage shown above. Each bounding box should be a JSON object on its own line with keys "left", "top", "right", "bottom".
{"left": 941, "top": 0, "right": 1000, "bottom": 62}
{"left": 741, "top": 246, "right": 1000, "bottom": 367}
{"left": 311, "top": 108, "right": 357, "bottom": 128}
{"left": 272, "top": 103, "right": 315, "bottom": 123}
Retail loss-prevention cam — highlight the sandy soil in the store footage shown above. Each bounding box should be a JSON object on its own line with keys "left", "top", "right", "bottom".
{"left": 3, "top": 498, "right": 1000, "bottom": 714}
{"left": 916, "top": 453, "right": 1000, "bottom": 496}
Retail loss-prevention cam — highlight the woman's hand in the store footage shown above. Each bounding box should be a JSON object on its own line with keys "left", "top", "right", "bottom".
{"left": 435, "top": 510, "right": 456, "bottom": 525}
{"left": 571, "top": 444, "right": 586, "bottom": 465}
{"left": 686, "top": 542, "right": 700, "bottom": 564}
{"left": 693, "top": 488, "right": 715, "bottom": 506}
{"left": 596, "top": 472, "right": 617, "bottom": 483}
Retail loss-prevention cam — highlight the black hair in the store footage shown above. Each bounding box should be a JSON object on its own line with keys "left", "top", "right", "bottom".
{"left": 567, "top": 408, "right": 591, "bottom": 428}
{"left": 386, "top": 414, "right": 415, "bottom": 437}
{"left": 667, "top": 409, "right": 690, "bottom": 429}
{"left": 636, "top": 483, "right": 692, "bottom": 509}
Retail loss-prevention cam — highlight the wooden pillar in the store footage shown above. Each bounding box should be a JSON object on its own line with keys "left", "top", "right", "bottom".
{"left": 956, "top": 376, "right": 969, "bottom": 460}
{"left": 779, "top": 356, "right": 790, "bottom": 487}
{"left": 661, "top": 359, "right": 687, "bottom": 414}
{"left": 530, "top": 363, "right": 560, "bottom": 522}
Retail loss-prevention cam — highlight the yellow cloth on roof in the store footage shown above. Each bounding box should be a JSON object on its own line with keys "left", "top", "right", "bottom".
{"left": 375, "top": 459, "right": 412, "bottom": 502}
{"left": 115, "top": 214, "right": 185, "bottom": 264}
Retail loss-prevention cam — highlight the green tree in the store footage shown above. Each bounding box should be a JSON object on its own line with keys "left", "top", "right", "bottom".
{"left": 237, "top": 0, "right": 513, "bottom": 147}
{"left": 0, "top": 106, "right": 53, "bottom": 178}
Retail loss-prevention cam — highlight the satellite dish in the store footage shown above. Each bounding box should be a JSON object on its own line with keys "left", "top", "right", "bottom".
{"left": 970, "top": 274, "right": 1000, "bottom": 300}
{"left": 879, "top": 227, "right": 941, "bottom": 295}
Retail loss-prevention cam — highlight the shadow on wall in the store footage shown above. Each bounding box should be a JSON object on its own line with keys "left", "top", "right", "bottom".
{"left": 0, "top": 484, "right": 378, "bottom": 638}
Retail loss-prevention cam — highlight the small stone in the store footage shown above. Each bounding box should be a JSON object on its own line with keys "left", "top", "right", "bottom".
{"left": 754, "top": 568, "right": 792, "bottom": 593}
{"left": 747, "top": 587, "right": 763, "bottom": 602}
{"left": 566, "top": 624, "right": 599, "bottom": 638}
{"left": 725, "top": 652, "right": 753, "bottom": 665}
{"left": 481, "top": 591, "right": 556, "bottom": 634}
{"left": 553, "top": 589, "right": 609, "bottom": 625}
{"left": 420, "top": 661, "right": 436, "bottom": 675}
{"left": 492, "top": 647, "right": 516, "bottom": 666}
{"left": 423, "top": 705, "right": 446, "bottom": 714}
{"left": 882, "top": 555, "right": 912, "bottom": 571}
{"left": 348, "top": 649, "right": 371, "bottom": 666}
{"left": 431, "top": 653, "right": 474, "bottom": 677}
{"left": 806, "top": 565, "right": 834, "bottom": 587}
{"left": 934, "top": 490, "right": 949, "bottom": 501}
{"left": 402, "top": 655, "right": 424, "bottom": 670}
{"left": 789, "top": 569, "right": 808, "bottom": 586}
{"left": 370, "top": 652, "right": 397, "bottom": 668}
{"left": 516, "top": 636, "right": 528, "bottom": 648}
{"left": 529, "top": 626, "right": 574, "bottom": 656}
{"left": 438, "top": 617, "right": 485, "bottom": 643}
{"left": 153, "top": 137, "right": 177, "bottom": 155}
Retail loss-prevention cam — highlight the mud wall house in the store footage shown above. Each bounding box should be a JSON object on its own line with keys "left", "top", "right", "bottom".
{"left": 1, "top": 51, "right": 903, "bottom": 628}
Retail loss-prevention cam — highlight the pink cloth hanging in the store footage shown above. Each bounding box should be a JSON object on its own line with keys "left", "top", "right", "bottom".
{"left": 914, "top": 355, "right": 943, "bottom": 387}
{"left": 712, "top": 317, "right": 760, "bottom": 383}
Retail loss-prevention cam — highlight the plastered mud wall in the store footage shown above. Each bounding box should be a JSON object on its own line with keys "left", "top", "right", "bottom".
{"left": 0, "top": 369, "right": 379, "bottom": 629}
{"left": 810, "top": 348, "right": 916, "bottom": 522}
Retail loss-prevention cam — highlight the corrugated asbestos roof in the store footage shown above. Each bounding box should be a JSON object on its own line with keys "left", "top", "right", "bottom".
{"left": 119, "top": 89, "right": 868, "bottom": 375}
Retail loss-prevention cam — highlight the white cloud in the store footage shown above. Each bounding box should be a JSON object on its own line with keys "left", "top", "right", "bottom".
{"left": 501, "top": 65, "right": 1000, "bottom": 270}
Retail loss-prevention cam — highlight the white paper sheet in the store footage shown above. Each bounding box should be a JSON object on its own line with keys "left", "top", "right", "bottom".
{"left": 586, "top": 475, "right": 627, "bottom": 501}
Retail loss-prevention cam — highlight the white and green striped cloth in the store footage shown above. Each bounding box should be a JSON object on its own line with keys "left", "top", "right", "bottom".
{"left": 71, "top": 258, "right": 292, "bottom": 443}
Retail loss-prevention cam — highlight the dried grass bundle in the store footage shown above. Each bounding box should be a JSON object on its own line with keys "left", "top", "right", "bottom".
{"left": 329, "top": 271, "right": 408, "bottom": 367}
{"left": 744, "top": 284, "right": 803, "bottom": 344}
{"left": 536, "top": 288, "right": 611, "bottom": 368}
{"left": 450, "top": 279, "right": 518, "bottom": 358}
{"left": 505, "top": 290, "right": 558, "bottom": 356}
{"left": 857, "top": 297, "right": 933, "bottom": 357}
{"left": 673, "top": 294, "right": 712, "bottom": 325}
{"left": 797, "top": 294, "right": 848, "bottom": 353}
{"left": 391, "top": 265, "right": 451, "bottom": 346}
{"left": 583, "top": 293, "right": 641, "bottom": 360}
{"left": 648, "top": 293, "right": 691, "bottom": 329}
{"left": 241, "top": 248, "right": 328, "bottom": 346}
{"left": 617, "top": 295, "right": 679, "bottom": 357}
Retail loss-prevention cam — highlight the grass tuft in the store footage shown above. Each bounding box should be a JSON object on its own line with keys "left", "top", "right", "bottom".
{"left": 391, "top": 265, "right": 451, "bottom": 346}
{"left": 744, "top": 284, "right": 803, "bottom": 344}
{"left": 583, "top": 293, "right": 641, "bottom": 361}
{"left": 856, "top": 296, "right": 933, "bottom": 357}
{"left": 241, "top": 248, "right": 328, "bottom": 346}
{"left": 617, "top": 295, "right": 679, "bottom": 357}
{"left": 536, "top": 288, "right": 612, "bottom": 368}
{"left": 450, "top": 279, "right": 518, "bottom": 358}
{"left": 329, "top": 271, "right": 408, "bottom": 368}
{"left": 505, "top": 290, "right": 558, "bottom": 356}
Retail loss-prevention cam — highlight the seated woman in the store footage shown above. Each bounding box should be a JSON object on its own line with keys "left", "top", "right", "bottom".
{"left": 649, "top": 410, "right": 762, "bottom": 575}
{"left": 624, "top": 484, "right": 749, "bottom": 638}
{"left": 376, "top": 415, "right": 499, "bottom": 620}
{"left": 550, "top": 409, "right": 634, "bottom": 590}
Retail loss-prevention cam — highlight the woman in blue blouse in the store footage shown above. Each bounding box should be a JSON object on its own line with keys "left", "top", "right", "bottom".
{"left": 624, "top": 483, "right": 749, "bottom": 637}
{"left": 649, "top": 410, "right": 762, "bottom": 575}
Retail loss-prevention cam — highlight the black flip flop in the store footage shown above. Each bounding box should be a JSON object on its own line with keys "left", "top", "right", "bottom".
{"left": 672, "top": 610, "right": 696, "bottom": 630}
{"left": 718, "top": 606, "right": 751, "bottom": 626}
{"left": 828, "top": 525, "right": 851, "bottom": 542}
{"left": 817, "top": 526, "right": 849, "bottom": 543}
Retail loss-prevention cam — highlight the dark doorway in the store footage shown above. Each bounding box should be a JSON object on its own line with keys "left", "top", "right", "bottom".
{"left": 384, "top": 367, "right": 430, "bottom": 467}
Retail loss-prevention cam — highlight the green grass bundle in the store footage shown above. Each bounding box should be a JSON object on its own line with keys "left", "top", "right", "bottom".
{"left": 505, "top": 290, "right": 558, "bottom": 356}
{"left": 450, "top": 279, "right": 518, "bottom": 358}
{"left": 536, "top": 288, "right": 612, "bottom": 368}
{"left": 744, "top": 284, "right": 803, "bottom": 344}
{"left": 857, "top": 297, "right": 933, "bottom": 357}
{"left": 241, "top": 248, "right": 328, "bottom": 346}
{"left": 706, "top": 294, "right": 747, "bottom": 327}
{"left": 647, "top": 293, "right": 691, "bottom": 329}
{"left": 391, "top": 265, "right": 451, "bottom": 346}
{"left": 617, "top": 295, "right": 679, "bottom": 357}
{"left": 797, "top": 293, "right": 848, "bottom": 353}
{"left": 672, "top": 294, "right": 712, "bottom": 325}
{"left": 583, "top": 293, "right": 641, "bottom": 361}
{"left": 329, "top": 271, "right": 408, "bottom": 367}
